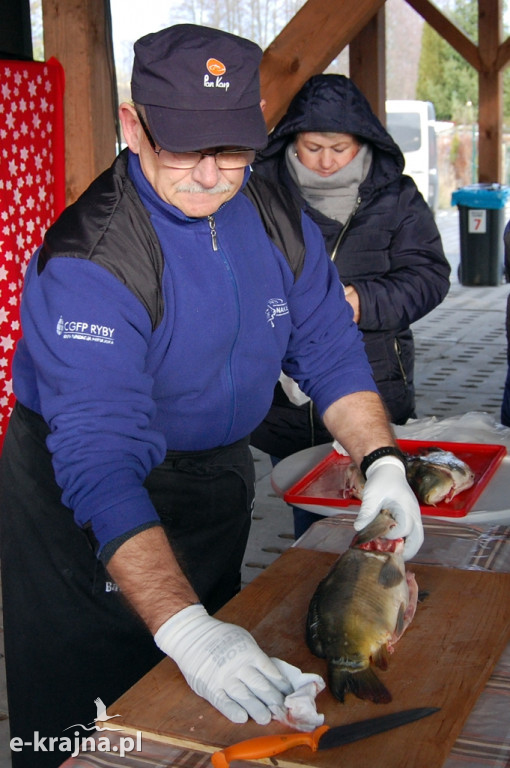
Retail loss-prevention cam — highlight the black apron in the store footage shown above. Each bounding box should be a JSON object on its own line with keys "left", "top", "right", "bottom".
{"left": 0, "top": 402, "right": 254, "bottom": 768}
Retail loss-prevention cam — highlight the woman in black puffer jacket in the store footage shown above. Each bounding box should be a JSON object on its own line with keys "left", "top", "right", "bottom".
{"left": 250, "top": 74, "right": 451, "bottom": 536}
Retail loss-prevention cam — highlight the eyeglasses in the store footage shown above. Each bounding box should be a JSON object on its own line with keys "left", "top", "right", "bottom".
{"left": 136, "top": 111, "right": 256, "bottom": 170}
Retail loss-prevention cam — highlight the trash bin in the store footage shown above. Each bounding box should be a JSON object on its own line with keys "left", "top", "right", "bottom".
{"left": 451, "top": 183, "right": 510, "bottom": 286}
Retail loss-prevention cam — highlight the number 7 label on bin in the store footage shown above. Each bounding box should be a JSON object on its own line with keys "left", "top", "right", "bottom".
{"left": 468, "top": 208, "right": 486, "bottom": 233}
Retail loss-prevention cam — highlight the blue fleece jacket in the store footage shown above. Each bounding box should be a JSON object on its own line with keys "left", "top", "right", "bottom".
{"left": 12, "top": 151, "right": 376, "bottom": 552}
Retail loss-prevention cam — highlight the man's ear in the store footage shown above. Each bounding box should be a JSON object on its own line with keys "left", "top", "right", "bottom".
{"left": 118, "top": 103, "right": 142, "bottom": 154}
{"left": 260, "top": 98, "right": 267, "bottom": 113}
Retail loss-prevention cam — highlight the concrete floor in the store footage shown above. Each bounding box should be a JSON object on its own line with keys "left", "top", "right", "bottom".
{"left": 0, "top": 206, "right": 509, "bottom": 765}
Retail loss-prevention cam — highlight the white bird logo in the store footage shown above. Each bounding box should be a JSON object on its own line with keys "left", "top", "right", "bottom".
{"left": 63, "top": 697, "right": 122, "bottom": 732}
{"left": 94, "top": 697, "right": 121, "bottom": 724}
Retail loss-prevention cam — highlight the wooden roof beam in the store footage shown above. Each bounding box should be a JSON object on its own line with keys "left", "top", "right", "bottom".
{"left": 495, "top": 35, "right": 510, "bottom": 70}
{"left": 260, "top": 0, "right": 385, "bottom": 129}
{"left": 405, "top": 0, "right": 481, "bottom": 71}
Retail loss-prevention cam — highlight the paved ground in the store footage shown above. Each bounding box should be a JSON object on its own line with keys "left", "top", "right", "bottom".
{"left": 0, "top": 205, "right": 509, "bottom": 765}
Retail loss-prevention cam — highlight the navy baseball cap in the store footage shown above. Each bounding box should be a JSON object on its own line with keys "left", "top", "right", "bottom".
{"left": 131, "top": 24, "right": 268, "bottom": 152}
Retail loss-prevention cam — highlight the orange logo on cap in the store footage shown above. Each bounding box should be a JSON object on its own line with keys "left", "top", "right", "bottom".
{"left": 206, "top": 58, "right": 226, "bottom": 76}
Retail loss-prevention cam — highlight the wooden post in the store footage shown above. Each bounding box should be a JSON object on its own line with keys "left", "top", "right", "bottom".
{"left": 41, "top": 0, "right": 117, "bottom": 204}
{"left": 478, "top": 0, "right": 503, "bottom": 183}
{"left": 349, "top": 7, "right": 386, "bottom": 121}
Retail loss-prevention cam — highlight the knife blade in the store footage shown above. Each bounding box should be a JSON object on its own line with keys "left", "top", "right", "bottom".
{"left": 211, "top": 706, "right": 440, "bottom": 767}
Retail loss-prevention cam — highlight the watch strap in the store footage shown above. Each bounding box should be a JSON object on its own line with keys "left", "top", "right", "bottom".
{"left": 360, "top": 446, "right": 406, "bottom": 479}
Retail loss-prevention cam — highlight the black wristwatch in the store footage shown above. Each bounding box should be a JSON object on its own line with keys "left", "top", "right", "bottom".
{"left": 360, "top": 446, "right": 407, "bottom": 479}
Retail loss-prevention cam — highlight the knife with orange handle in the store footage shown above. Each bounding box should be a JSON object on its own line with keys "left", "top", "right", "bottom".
{"left": 211, "top": 706, "right": 440, "bottom": 767}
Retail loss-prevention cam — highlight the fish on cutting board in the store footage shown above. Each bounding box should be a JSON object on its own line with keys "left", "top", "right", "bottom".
{"left": 306, "top": 509, "right": 418, "bottom": 704}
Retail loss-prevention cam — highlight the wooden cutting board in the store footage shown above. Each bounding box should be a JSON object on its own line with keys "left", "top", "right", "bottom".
{"left": 107, "top": 549, "right": 510, "bottom": 768}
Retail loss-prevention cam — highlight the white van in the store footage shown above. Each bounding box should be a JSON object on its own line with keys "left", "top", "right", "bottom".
{"left": 385, "top": 100, "right": 439, "bottom": 213}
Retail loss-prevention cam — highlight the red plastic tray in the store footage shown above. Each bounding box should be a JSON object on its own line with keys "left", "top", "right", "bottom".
{"left": 283, "top": 439, "right": 507, "bottom": 517}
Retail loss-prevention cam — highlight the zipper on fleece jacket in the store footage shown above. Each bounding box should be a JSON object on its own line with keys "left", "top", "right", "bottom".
{"left": 208, "top": 215, "right": 218, "bottom": 251}
{"left": 207, "top": 213, "right": 239, "bottom": 440}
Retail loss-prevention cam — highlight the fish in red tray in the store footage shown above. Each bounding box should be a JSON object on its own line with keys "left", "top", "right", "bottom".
{"left": 342, "top": 447, "right": 475, "bottom": 506}
{"left": 306, "top": 509, "right": 418, "bottom": 704}
{"left": 405, "top": 446, "right": 475, "bottom": 505}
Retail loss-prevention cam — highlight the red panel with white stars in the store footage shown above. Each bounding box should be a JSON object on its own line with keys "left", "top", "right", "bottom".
{"left": 0, "top": 57, "right": 65, "bottom": 450}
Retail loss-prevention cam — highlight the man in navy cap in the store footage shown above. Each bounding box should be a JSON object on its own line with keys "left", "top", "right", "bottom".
{"left": 0, "top": 23, "right": 422, "bottom": 767}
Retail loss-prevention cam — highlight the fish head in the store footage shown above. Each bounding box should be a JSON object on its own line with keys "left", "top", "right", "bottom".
{"left": 406, "top": 460, "right": 454, "bottom": 505}
{"left": 351, "top": 508, "right": 396, "bottom": 547}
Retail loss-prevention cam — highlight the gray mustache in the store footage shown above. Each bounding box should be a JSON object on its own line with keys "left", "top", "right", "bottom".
{"left": 176, "top": 181, "right": 235, "bottom": 194}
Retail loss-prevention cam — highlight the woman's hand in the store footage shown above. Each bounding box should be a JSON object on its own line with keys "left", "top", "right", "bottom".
{"left": 344, "top": 285, "right": 360, "bottom": 322}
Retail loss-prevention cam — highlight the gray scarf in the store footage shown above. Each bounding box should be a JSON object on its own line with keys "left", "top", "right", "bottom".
{"left": 286, "top": 142, "right": 373, "bottom": 224}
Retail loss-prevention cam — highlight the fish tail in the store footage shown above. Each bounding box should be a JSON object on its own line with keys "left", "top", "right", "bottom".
{"left": 329, "top": 663, "right": 392, "bottom": 704}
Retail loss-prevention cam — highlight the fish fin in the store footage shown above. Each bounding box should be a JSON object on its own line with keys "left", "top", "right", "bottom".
{"left": 378, "top": 556, "right": 404, "bottom": 588}
{"left": 305, "top": 592, "right": 326, "bottom": 658}
{"left": 394, "top": 603, "right": 406, "bottom": 638}
{"left": 329, "top": 664, "right": 392, "bottom": 704}
{"left": 327, "top": 668, "right": 349, "bottom": 703}
{"left": 372, "top": 644, "right": 390, "bottom": 670}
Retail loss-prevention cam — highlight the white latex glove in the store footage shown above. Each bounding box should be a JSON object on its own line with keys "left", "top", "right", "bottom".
{"left": 154, "top": 604, "right": 293, "bottom": 725}
{"left": 353, "top": 456, "right": 423, "bottom": 560}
